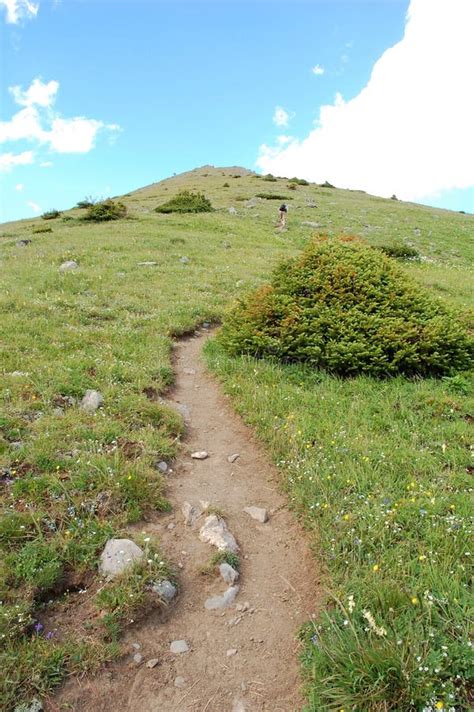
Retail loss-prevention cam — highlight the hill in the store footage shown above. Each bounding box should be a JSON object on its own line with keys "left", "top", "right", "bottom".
{"left": 0, "top": 167, "right": 472, "bottom": 711}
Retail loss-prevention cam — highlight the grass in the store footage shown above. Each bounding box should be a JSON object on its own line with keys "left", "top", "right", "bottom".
{"left": 1, "top": 165, "right": 473, "bottom": 710}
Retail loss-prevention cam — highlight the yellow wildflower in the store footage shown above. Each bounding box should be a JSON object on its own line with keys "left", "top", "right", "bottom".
{"left": 373, "top": 564, "right": 379, "bottom": 572}
{"left": 411, "top": 596, "right": 419, "bottom": 605}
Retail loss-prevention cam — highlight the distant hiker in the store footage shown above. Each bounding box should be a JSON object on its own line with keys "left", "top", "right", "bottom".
{"left": 278, "top": 203, "right": 287, "bottom": 227}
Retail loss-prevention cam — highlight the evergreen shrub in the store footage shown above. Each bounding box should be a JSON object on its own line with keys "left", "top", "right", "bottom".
{"left": 218, "top": 237, "right": 473, "bottom": 377}
{"left": 83, "top": 199, "right": 127, "bottom": 222}
{"left": 154, "top": 190, "right": 213, "bottom": 214}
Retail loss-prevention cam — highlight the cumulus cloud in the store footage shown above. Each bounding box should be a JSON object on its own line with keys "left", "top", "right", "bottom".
{"left": 258, "top": 0, "right": 474, "bottom": 203}
{"left": 0, "top": 0, "right": 38, "bottom": 24}
{"left": 0, "top": 78, "right": 121, "bottom": 165}
{"left": 15, "top": 183, "right": 24, "bottom": 190}
{"left": 312, "top": 64, "right": 325, "bottom": 76}
{"left": 0, "top": 150, "right": 34, "bottom": 172}
{"left": 273, "top": 106, "right": 290, "bottom": 128}
{"left": 40, "top": 161, "right": 53, "bottom": 167}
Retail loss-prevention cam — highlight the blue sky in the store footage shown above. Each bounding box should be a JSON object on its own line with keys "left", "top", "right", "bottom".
{"left": 1, "top": 0, "right": 473, "bottom": 222}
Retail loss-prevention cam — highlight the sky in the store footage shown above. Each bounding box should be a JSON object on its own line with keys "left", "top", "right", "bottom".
{"left": 1, "top": 0, "right": 473, "bottom": 223}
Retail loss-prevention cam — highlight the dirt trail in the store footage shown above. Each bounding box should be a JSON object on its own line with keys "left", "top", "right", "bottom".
{"left": 52, "top": 330, "right": 320, "bottom": 712}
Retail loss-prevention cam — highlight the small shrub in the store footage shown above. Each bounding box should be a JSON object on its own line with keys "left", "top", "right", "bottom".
{"left": 41, "top": 210, "right": 61, "bottom": 220}
{"left": 262, "top": 174, "right": 277, "bottom": 182}
{"left": 83, "top": 199, "right": 127, "bottom": 222}
{"left": 32, "top": 226, "right": 52, "bottom": 234}
{"left": 255, "top": 193, "right": 291, "bottom": 200}
{"left": 288, "top": 183, "right": 297, "bottom": 190}
{"left": 218, "top": 237, "right": 473, "bottom": 378}
{"left": 154, "top": 190, "right": 213, "bottom": 214}
{"left": 223, "top": 182, "right": 230, "bottom": 188}
{"left": 288, "top": 177, "right": 309, "bottom": 186}
{"left": 320, "top": 180, "right": 335, "bottom": 188}
{"left": 61, "top": 216, "right": 74, "bottom": 223}
{"left": 76, "top": 197, "right": 96, "bottom": 209}
{"left": 378, "top": 243, "right": 420, "bottom": 260}
{"left": 390, "top": 194, "right": 399, "bottom": 200}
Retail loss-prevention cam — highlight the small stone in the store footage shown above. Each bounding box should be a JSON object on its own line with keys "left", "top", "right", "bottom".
{"left": 191, "top": 450, "right": 208, "bottom": 460}
{"left": 227, "top": 453, "right": 240, "bottom": 463}
{"left": 182, "top": 501, "right": 200, "bottom": 526}
{"left": 167, "top": 522, "right": 176, "bottom": 530}
{"left": 174, "top": 676, "right": 186, "bottom": 688}
{"left": 226, "top": 648, "right": 238, "bottom": 657}
{"left": 179, "top": 256, "right": 189, "bottom": 264}
{"left": 199, "top": 514, "right": 239, "bottom": 552}
{"left": 205, "top": 585, "right": 239, "bottom": 610}
{"left": 156, "top": 461, "right": 168, "bottom": 473}
{"left": 80, "top": 389, "right": 104, "bottom": 412}
{"left": 232, "top": 700, "right": 246, "bottom": 712}
{"left": 16, "top": 239, "right": 32, "bottom": 247}
{"left": 151, "top": 580, "right": 177, "bottom": 602}
{"left": 236, "top": 601, "right": 249, "bottom": 612}
{"left": 170, "top": 639, "right": 189, "bottom": 654}
{"left": 11, "top": 371, "right": 29, "bottom": 377}
{"left": 228, "top": 207, "right": 237, "bottom": 214}
{"left": 243, "top": 506, "right": 269, "bottom": 523}
{"left": 133, "top": 653, "right": 143, "bottom": 664}
{"left": 219, "top": 563, "right": 239, "bottom": 584}
{"left": 10, "top": 441, "right": 23, "bottom": 450}
{"left": 14, "top": 699, "right": 43, "bottom": 712}
{"left": 146, "top": 658, "right": 159, "bottom": 668}
{"left": 99, "top": 539, "right": 144, "bottom": 578}
{"left": 59, "top": 260, "right": 78, "bottom": 272}
{"left": 132, "top": 643, "right": 141, "bottom": 650}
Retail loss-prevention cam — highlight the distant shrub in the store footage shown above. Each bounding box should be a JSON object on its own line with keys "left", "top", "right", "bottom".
{"left": 320, "top": 181, "right": 335, "bottom": 188}
{"left": 262, "top": 174, "right": 277, "bottom": 182}
{"left": 155, "top": 190, "right": 213, "bottom": 214}
{"left": 61, "top": 216, "right": 74, "bottom": 222}
{"left": 83, "top": 199, "right": 127, "bottom": 222}
{"left": 378, "top": 243, "right": 420, "bottom": 260}
{"left": 76, "top": 197, "right": 96, "bottom": 209}
{"left": 287, "top": 183, "right": 297, "bottom": 190}
{"left": 41, "top": 210, "right": 61, "bottom": 220}
{"left": 32, "top": 226, "right": 52, "bottom": 234}
{"left": 218, "top": 237, "right": 473, "bottom": 378}
{"left": 223, "top": 182, "right": 230, "bottom": 188}
{"left": 390, "top": 194, "right": 399, "bottom": 201}
{"left": 255, "top": 193, "right": 291, "bottom": 200}
{"left": 288, "top": 177, "right": 309, "bottom": 186}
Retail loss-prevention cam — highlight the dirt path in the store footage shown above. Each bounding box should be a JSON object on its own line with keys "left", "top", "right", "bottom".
{"left": 52, "top": 329, "right": 320, "bottom": 712}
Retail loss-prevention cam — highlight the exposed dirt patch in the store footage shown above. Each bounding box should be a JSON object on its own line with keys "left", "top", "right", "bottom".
{"left": 49, "top": 329, "right": 321, "bottom": 712}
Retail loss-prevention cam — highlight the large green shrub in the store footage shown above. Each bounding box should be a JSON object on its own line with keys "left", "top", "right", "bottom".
{"left": 83, "top": 199, "right": 127, "bottom": 222}
{"left": 218, "top": 237, "right": 473, "bottom": 377}
{"left": 154, "top": 190, "right": 213, "bottom": 214}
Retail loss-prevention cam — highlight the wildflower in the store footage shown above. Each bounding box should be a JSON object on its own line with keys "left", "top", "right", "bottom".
{"left": 348, "top": 594, "right": 355, "bottom": 613}
{"left": 372, "top": 564, "right": 379, "bottom": 572}
{"left": 436, "top": 703, "right": 444, "bottom": 710}
{"left": 127, "top": 475, "right": 132, "bottom": 480}
{"left": 411, "top": 596, "right": 419, "bottom": 605}
{"left": 362, "top": 610, "right": 386, "bottom": 637}
{"left": 418, "top": 555, "right": 426, "bottom": 561}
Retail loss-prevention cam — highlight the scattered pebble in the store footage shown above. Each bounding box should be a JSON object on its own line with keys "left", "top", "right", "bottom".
{"left": 132, "top": 643, "right": 141, "bottom": 650}
{"left": 183, "top": 368, "right": 196, "bottom": 375}
{"left": 174, "top": 676, "right": 186, "bottom": 688}
{"left": 146, "top": 658, "right": 160, "bottom": 669}
{"left": 191, "top": 450, "right": 208, "bottom": 460}
{"left": 243, "top": 506, "right": 268, "bottom": 524}
{"left": 133, "top": 653, "right": 143, "bottom": 664}
{"left": 170, "top": 639, "right": 190, "bottom": 654}
{"left": 156, "top": 461, "right": 168, "bottom": 473}
{"left": 227, "top": 453, "right": 240, "bottom": 463}
{"left": 99, "top": 539, "right": 144, "bottom": 578}
{"left": 59, "top": 260, "right": 78, "bottom": 272}
{"left": 205, "top": 585, "right": 239, "bottom": 610}
{"left": 182, "top": 501, "right": 200, "bottom": 526}
{"left": 227, "top": 648, "right": 238, "bottom": 657}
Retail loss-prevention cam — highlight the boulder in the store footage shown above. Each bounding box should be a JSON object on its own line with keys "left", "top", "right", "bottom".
{"left": 199, "top": 514, "right": 239, "bottom": 552}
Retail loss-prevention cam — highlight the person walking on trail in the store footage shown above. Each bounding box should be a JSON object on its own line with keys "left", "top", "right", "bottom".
{"left": 278, "top": 203, "right": 287, "bottom": 227}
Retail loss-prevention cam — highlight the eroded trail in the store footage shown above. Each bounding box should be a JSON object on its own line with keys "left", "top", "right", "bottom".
{"left": 53, "top": 330, "right": 320, "bottom": 712}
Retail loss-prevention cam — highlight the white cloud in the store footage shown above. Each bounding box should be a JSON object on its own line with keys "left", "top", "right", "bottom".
{"left": 15, "top": 183, "right": 24, "bottom": 190}
{"left": 0, "top": 78, "right": 122, "bottom": 166}
{"left": 312, "top": 64, "right": 325, "bottom": 76}
{"left": 273, "top": 106, "right": 290, "bottom": 128}
{"left": 0, "top": 150, "right": 34, "bottom": 172}
{"left": 258, "top": 0, "right": 474, "bottom": 203}
{"left": 0, "top": 0, "right": 38, "bottom": 24}
{"left": 40, "top": 161, "right": 53, "bottom": 167}
{"left": 27, "top": 200, "right": 41, "bottom": 213}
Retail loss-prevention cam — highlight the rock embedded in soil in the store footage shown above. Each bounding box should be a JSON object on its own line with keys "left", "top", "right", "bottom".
{"left": 205, "top": 585, "right": 240, "bottom": 610}
{"left": 170, "top": 639, "right": 190, "bottom": 654}
{"left": 174, "top": 676, "right": 186, "bottom": 688}
{"left": 133, "top": 653, "right": 143, "bottom": 665}
{"left": 199, "top": 514, "right": 239, "bottom": 552}
{"left": 227, "top": 648, "right": 238, "bottom": 657}
{"left": 151, "top": 579, "right": 177, "bottom": 602}
{"left": 80, "top": 389, "right": 104, "bottom": 412}
{"left": 219, "top": 562, "right": 239, "bottom": 584}
{"left": 227, "top": 453, "right": 240, "bottom": 463}
{"left": 146, "top": 658, "right": 160, "bottom": 669}
{"left": 99, "top": 539, "right": 144, "bottom": 578}
{"left": 191, "top": 450, "right": 208, "bottom": 460}
{"left": 155, "top": 460, "right": 168, "bottom": 473}
{"left": 243, "top": 506, "right": 269, "bottom": 523}
{"left": 182, "top": 501, "right": 200, "bottom": 526}
{"left": 59, "top": 260, "right": 78, "bottom": 272}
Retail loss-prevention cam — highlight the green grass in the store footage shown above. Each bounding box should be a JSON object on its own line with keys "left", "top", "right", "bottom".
{"left": 1, "top": 165, "right": 473, "bottom": 710}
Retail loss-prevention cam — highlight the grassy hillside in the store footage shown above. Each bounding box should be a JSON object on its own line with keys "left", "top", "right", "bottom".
{"left": 1, "top": 166, "right": 472, "bottom": 710}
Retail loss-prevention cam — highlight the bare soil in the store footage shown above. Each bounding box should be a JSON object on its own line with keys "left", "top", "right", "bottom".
{"left": 50, "top": 329, "right": 321, "bottom": 712}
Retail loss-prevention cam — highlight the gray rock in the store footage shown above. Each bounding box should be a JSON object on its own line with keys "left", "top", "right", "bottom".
{"left": 219, "top": 563, "right": 239, "bottom": 584}
{"left": 14, "top": 699, "right": 43, "bottom": 712}
{"left": 179, "top": 256, "right": 189, "bottom": 264}
{"left": 245, "top": 198, "right": 260, "bottom": 208}
{"left": 227, "top": 648, "right": 238, "bottom": 657}
{"left": 205, "top": 585, "right": 240, "bottom": 610}
{"left": 133, "top": 653, "right": 143, "bottom": 664}
{"left": 301, "top": 221, "right": 321, "bottom": 228}
{"left": 174, "top": 676, "right": 186, "bottom": 688}
{"left": 199, "top": 514, "right": 239, "bottom": 552}
{"left": 155, "top": 461, "right": 168, "bottom": 473}
{"left": 59, "top": 260, "right": 78, "bottom": 272}
{"left": 191, "top": 450, "right": 208, "bottom": 460}
{"left": 16, "top": 239, "right": 32, "bottom": 247}
{"left": 99, "top": 538, "right": 144, "bottom": 578}
{"left": 227, "top": 453, "right": 240, "bottom": 463}
{"left": 306, "top": 201, "right": 317, "bottom": 208}
{"left": 80, "top": 389, "right": 103, "bottom": 412}
{"left": 152, "top": 579, "right": 177, "bottom": 602}
{"left": 182, "top": 501, "right": 200, "bottom": 526}
{"left": 146, "top": 658, "right": 160, "bottom": 668}
{"left": 228, "top": 207, "right": 237, "bottom": 214}
{"left": 243, "top": 506, "right": 269, "bottom": 523}
{"left": 170, "top": 639, "right": 190, "bottom": 654}
{"left": 10, "top": 441, "right": 23, "bottom": 450}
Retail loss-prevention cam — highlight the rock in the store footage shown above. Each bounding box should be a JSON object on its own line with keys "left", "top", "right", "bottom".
{"left": 182, "top": 501, "right": 200, "bottom": 526}
{"left": 16, "top": 239, "right": 32, "bottom": 247}
{"left": 219, "top": 563, "right": 239, "bottom": 584}
{"left": 132, "top": 643, "right": 141, "bottom": 650}
{"left": 10, "top": 441, "right": 23, "bottom": 450}
{"left": 205, "top": 585, "right": 240, "bottom": 610}
{"left": 245, "top": 198, "right": 259, "bottom": 208}
{"left": 167, "top": 522, "right": 176, "bottom": 530}
{"left": 199, "top": 500, "right": 210, "bottom": 511}
{"left": 191, "top": 450, "right": 208, "bottom": 460}
{"left": 228, "top": 207, "right": 237, "bottom": 214}
{"left": 54, "top": 407, "right": 64, "bottom": 416}
{"left": 301, "top": 221, "right": 321, "bottom": 228}
{"left": 170, "top": 639, "right": 189, "bottom": 654}
{"left": 179, "top": 256, "right": 189, "bottom": 264}
{"left": 138, "top": 261, "right": 158, "bottom": 266}
{"left": 227, "top": 453, "right": 240, "bottom": 463}
{"left": 232, "top": 700, "right": 246, "bottom": 712}
{"left": 306, "top": 201, "right": 317, "bottom": 208}
{"left": 14, "top": 699, "right": 43, "bottom": 712}
{"left": 243, "top": 506, "right": 269, "bottom": 523}
{"left": 155, "top": 461, "right": 168, "bottom": 473}
{"left": 174, "top": 676, "right": 186, "bottom": 688}
{"left": 59, "top": 260, "right": 78, "bottom": 272}
{"left": 133, "top": 653, "right": 143, "bottom": 664}
{"left": 146, "top": 658, "right": 160, "bottom": 669}
{"left": 151, "top": 579, "right": 177, "bottom": 602}
{"left": 199, "top": 515, "right": 239, "bottom": 552}
{"left": 227, "top": 648, "right": 238, "bottom": 657}
{"left": 80, "top": 389, "right": 103, "bottom": 412}
{"left": 11, "top": 371, "right": 29, "bottom": 377}
{"left": 99, "top": 539, "right": 144, "bottom": 578}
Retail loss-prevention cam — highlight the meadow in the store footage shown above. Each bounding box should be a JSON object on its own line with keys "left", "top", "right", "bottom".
{"left": 0, "top": 166, "right": 472, "bottom": 710}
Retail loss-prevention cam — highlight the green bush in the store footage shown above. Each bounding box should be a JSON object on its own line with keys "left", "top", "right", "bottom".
{"left": 32, "top": 226, "right": 52, "bottom": 234}
{"left": 320, "top": 180, "right": 335, "bottom": 188}
{"left": 255, "top": 193, "right": 291, "bottom": 200}
{"left": 378, "top": 243, "right": 420, "bottom": 260}
{"left": 218, "top": 237, "right": 473, "bottom": 378}
{"left": 262, "top": 174, "right": 277, "bottom": 182}
{"left": 83, "top": 199, "right": 127, "bottom": 222}
{"left": 154, "top": 190, "right": 213, "bottom": 214}
{"left": 76, "top": 197, "right": 95, "bottom": 209}
{"left": 41, "top": 210, "right": 61, "bottom": 220}
{"left": 288, "top": 177, "right": 309, "bottom": 185}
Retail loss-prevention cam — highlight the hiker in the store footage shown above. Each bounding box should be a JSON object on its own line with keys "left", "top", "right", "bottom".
{"left": 278, "top": 203, "right": 287, "bottom": 227}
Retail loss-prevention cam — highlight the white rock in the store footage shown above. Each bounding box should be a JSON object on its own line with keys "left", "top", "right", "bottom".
{"left": 182, "top": 501, "right": 200, "bottom": 526}
{"left": 170, "top": 639, "right": 189, "bottom": 654}
{"left": 80, "top": 389, "right": 104, "bottom": 412}
{"left": 227, "top": 648, "right": 238, "bottom": 657}
{"left": 219, "top": 563, "right": 239, "bottom": 584}
{"left": 174, "top": 676, "right": 186, "bottom": 688}
{"left": 133, "top": 653, "right": 143, "bottom": 664}
{"left": 205, "top": 585, "right": 239, "bottom": 610}
{"left": 59, "top": 260, "right": 78, "bottom": 272}
{"left": 99, "top": 539, "right": 144, "bottom": 578}
{"left": 191, "top": 450, "right": 208, "bottom": 460}
{"left": 199, "top": 515, "right": 239, "bottom": 552}
{"left": 243, "top": 506, "right": 269, "bottom": 523}
{"left": 227, "top": 453, "right": 240, "bottom": 463}
{"left": 146, "top": 658, "right": 160, "bottom": 668}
